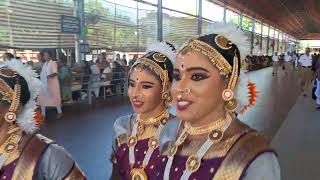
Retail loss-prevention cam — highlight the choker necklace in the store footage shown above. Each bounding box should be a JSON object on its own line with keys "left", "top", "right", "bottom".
{"left": 164, "top": 113, "right": 233, "bottom": 180}
{"left": 137, "top": 108, "right": 169, "bottom": 125}
{"left": 128, "top": 108, "right": 169, "bottom": 180}
{"left": 185, "top": 117, "right": 225, "bottom": 136}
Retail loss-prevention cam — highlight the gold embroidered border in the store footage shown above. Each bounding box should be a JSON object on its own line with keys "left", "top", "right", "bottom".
{"left": 64, "top": 163, "right": 86, "bottom": 180}
{"left": 213, "top": 132, "right": 273, "bottom": 180}
{"left": 0, "top": 78, "right": 14, "bottom": 103}
{"left": 180, "top": 39, "right": 232, "bottom": 76}
{"left": 12, "top": 134, "right": 53, "bottom": 180}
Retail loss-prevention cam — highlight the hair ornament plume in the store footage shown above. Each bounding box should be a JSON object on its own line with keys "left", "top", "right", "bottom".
{"left": 240, "top": 82, "right": 258, "bottom": 114}
{"left": 146, "top": 41, "right": 176, "bottom": 64}
{"left": 205, "top": 22, "right": 250, "bottom": 60}
{"left": 0, "top": 59, "right": 41, "bottom": 134}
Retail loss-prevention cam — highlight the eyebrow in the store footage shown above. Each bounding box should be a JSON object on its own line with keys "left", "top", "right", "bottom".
{"left": 141, "top": 81, "right": 154, "bottom": 85}
{"left": 174, "top": 67, "right": 209, "bottom": 72}
{"left": 186, "top": 67, "right": 209, "bottom": 72}
{"left": 129, "top": 79, "right": 154, "bottom": 85}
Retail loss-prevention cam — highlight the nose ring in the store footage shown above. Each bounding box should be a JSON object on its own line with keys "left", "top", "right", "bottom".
{"left": 176, "top": 88, "right": 191, "bottom": 100}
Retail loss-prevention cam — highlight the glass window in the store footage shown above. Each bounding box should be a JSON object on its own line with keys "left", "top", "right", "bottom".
{"left": 141, "top": 0, "right": 158, "bottom": 5}
{"left": 242, "top": 16, "right": 253, "bottom": 31}
{"left": 262, "top": 37, "right": 268, "bottom": 55}
{"left": 262, "top": 25, "right": 269, "bottom": 37}
{"left": 108, "top": 0, "right": 137, "bottom": 8}
{"left": 269, "top": 28, "right": 275, "bottom": 38}
{"left": 255, "top": 22, "right": 262, "bottom": 34}
{"left": 138, "top": 3, "right": 157, "bottom": 50}
{"left": 202, "top": 0, "right": 224, "bottom": 22}
{"left": 274, "top": 30, "right": 279, "bottom": 39}
{"left": 226, "top": 9, "right": 239, "bottom": 25}
{"left": 163, "top": 0, "right": 197, "bottom": 15}
{"left": 279, "top": 32, "right": 283, "bottom": 40}
{"left": 163, "top": 9, "right": 198, "bottom": 47}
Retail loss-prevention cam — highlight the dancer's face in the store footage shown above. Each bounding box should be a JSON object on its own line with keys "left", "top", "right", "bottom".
{"left": 128, "top": 66, "right": 165, "bottom": 116}
{"left": 171, "top": 50, "right": 227, "bottom": 123}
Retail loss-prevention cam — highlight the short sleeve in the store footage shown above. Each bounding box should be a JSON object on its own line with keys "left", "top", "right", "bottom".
{"left": 50, "top": 61, "right": 58, "bottom": 74}
{"left": 298, "top": 55, "right": 304, "bottom": 63}
{"left": 34, "top": 144, "right": 75, "bottom": 180}
{"left": 243, "top": 152, "right": 281, "bottom": 180}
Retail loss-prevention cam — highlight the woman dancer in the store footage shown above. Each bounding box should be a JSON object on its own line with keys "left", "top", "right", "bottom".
{"left": 158, "top": 23, "right": 280, "bottom": 180}
{"left": 112, "top": 42, "right": 176, "bottom": 179}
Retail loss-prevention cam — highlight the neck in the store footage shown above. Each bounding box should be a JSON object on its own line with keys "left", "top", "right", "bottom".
{"left": 0, "top": 122, "right": 11, "bottom": 146}
{"left": 140, "top": 103, "right": 167, "bottom": 120}
{"left": 189, "top": 104, "right": 226, "bottom": 127}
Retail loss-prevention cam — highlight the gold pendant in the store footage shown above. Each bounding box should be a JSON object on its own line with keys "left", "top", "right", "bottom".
{"left": 130, "top": 168, "right": 148, "bottom": 180}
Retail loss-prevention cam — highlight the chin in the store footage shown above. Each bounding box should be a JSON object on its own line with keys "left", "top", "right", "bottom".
{"left": 176, "top": 111, "right": 194, "bottom": 122}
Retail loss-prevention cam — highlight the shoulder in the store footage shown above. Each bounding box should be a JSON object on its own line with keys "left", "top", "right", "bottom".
{"left": 214, "top": 120, "right": 277, "bottom": 179}
{"left": 242, "top": 152, "right": 280, "bottom": 180}
{"left": 113, "top": 114, "right": 134, "bottom": 144}
{"left": 159, "top": 118, "right": 181, "bottom": 154}
{"left": 34, "top": 136, "right": 77, "bottom": 179}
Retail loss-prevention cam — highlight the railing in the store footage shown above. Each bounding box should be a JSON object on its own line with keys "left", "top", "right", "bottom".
{"left": 71, "top": 72, "right": 128, "bottom": 105}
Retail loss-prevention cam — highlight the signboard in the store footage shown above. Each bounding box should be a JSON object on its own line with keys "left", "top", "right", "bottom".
{"left": 60, "top": 15, "right": 80, "bottom": 33}
{"left": 80, "top": 43, "right": 90, "bottom": 53}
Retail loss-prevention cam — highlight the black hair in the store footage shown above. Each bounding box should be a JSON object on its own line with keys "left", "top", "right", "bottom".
{"left": 197, "top": 34, "right": 241, "bottom": 76}
{"left": 0, "top": 72, "right": 30, "bottom": 106}
{"left": 4, "top": 53, "right": 14, "bottom": 59}
{"left": 40, "top": 49, "right": 54, "bottom": 58}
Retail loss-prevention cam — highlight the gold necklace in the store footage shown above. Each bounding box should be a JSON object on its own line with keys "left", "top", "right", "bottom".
{"left": 165, "top": 113, "right": 233, "bottom": 178}
{"left": 128, "top": 108, "right": 170, "bottom": 180}
{"left": 184, "top": 117, "right": 226, "bottom": 135}
{"left": 137, "top": 108, "right": 169, "bottom": 126}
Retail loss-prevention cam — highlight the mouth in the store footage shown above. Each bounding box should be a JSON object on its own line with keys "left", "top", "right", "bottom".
{"left": 176, "top": 99, "right": 193, "bottom": 111}
{"left": 132, "top": 100, "right": 144, "bottom": 108}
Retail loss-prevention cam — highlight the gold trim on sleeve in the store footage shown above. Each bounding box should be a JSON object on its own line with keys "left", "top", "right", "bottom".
{"left": 213, "top": 132, "right": 273, "bottom": 180}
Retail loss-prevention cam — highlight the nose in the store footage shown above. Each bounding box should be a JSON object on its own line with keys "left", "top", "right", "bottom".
{"left": 172, "top": 74, "right": 190, "bottom": 98}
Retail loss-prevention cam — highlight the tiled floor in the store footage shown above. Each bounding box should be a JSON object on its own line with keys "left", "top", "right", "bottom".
{"left": 272, "top": 95, "right": 320, "bottom": 180}
{"left": 40, "top": 67, "right": 303, "bottom": 179}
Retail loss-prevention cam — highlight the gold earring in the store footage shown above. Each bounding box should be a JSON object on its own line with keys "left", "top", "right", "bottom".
{"left": 224, "top": 98, "right": 239, "bottom": 112}
{"left": 162, "top": 91, "right": 172, "bottom": 102}
{"left": 222, "top": 89, "right": 234, "bottom": 101}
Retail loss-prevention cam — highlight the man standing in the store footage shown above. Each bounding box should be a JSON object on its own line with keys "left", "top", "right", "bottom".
{"left": 38, "top": 50, "right": 63, "bottom": 119}
{"left": 272, "top": 52, "right": 279, "bottom": 76}
{"left": 284, "top": 52, "right": 292, "bottom": 75}
{"left": 299, "top": 47, "right": 314, "bottom": 96}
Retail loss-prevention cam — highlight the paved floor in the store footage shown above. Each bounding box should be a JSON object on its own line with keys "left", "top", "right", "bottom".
{"left": 272, "top": 95, "right": 320, "bottom": 180}
{"left": 40, "top": 67, "right": 303, "bottom": 179}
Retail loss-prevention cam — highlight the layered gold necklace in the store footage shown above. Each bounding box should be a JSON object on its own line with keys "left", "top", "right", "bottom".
{"left": 164, "top": 113, "right": 233, "bottom": 180}
{"left": 128, "top": 108, "right": 169, "bottom": 180}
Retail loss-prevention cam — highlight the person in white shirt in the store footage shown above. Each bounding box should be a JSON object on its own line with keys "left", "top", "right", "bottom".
{"left": 272, "top": 52, "right": 279, "bottom": 75}
{"left": 284, "top": 52, "right": 292, "bottom": 75}
{"left": 89, "top": 60, "right": 101, "bottom": 97}
{"left": 292, "top": 51, "right": 299, "bottom": 70}
{"left": 298, "top": 47, "right": 314, "bottom": 96}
